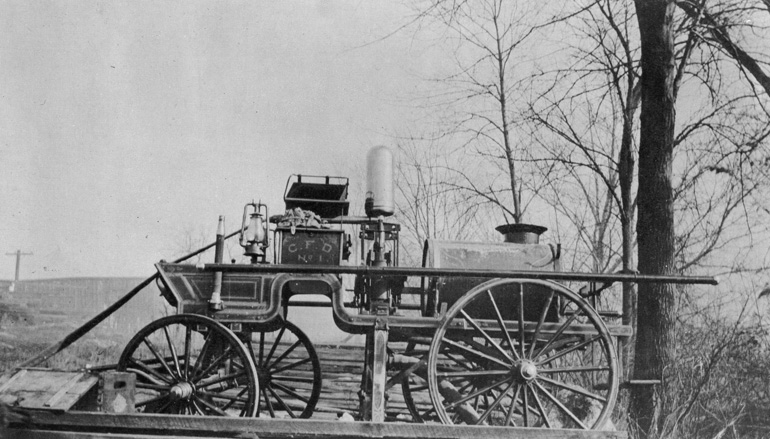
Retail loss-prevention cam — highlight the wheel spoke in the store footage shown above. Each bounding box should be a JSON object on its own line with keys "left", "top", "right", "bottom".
{"left": 459, "top": 309, "right": 514, "bottom": 364}
{"left": 438, "top": 369, "right": 509, "bottom": 379}
{"left": 268, "top": 340, "right": 302, "bottom": 370}
{"left": 534, "top": 381, "right": 588, "bottom": 429}
{"left": 258, "top": 332, "right": 266, "bottom": 366}
{"left": 504, "top": 384, "right": 522, "bottom": 426}
{"left": 534, "top": 309, "right": 583, "bottom": 359}
{"left": 272, "top": 357, "right": 312, "bottom": 375}
{"left": 272, "top": 381, "right": 311, "bottom": 404}
{"left": 198, "top": 389, "right": 250, "bottom": 404}
{"left": 183, "top": 326, "right": 192, "bottom": 380}
{"left": 162, "top": 326, "right": 183, "bottom": 378}
{"left": 193, "top": 395, "right": 229, "bottom": 416}
{"left": 155, "top": 398, "right": 176, "bottom": 414}
{"left": 538, "top": 365, "right": 610, "bottom": 374}
{"left": 191, "top": 399, "right": 206, "bottom": 415}
{"left": 265, "top": 325, "right": 287, "bottom": 366}
{"left": 522, "top": 381, "right": 530, "bottom": 426}
{"left": 536, "top": 335, "right": 603, "bottom": 366}
{"left": 129, "top": 370, "right": 168, "bottom": 389}
{"left": 530, "top": 385, "right": 552, "bottom": 428}
{"left": 127, "top": 358, "right": 172, "bottom": 385}
{"left": 457, "top": 380, "right": 475, "bottom": 394}
{"left": 135, "top": 393, "right": 168, "bottom": 408}
{"left": 191, "top": 335, "right": 214, "bottom": 377}
{"left": 443, "top": 376, "right": 511, "bottom": 410}
{"left": 528, "top": 290, "right": 555, "bottom": 359}
{"left": 537, "top": 375, "right": 607, "bottom": 402}
{"left": 142, "top": 338, "right": 177, "bottom": 380}
{"left": 268, "top": 386, "right": 297, "bottom": 418}
{"left": 475, "top": 380, "right": 516, "bottom": 425}
{"left": 487, "top": 290, "right": 520, "bottom": 361}
{"left": 441, "top": 338, "right": 510, "bottom": 369}
{"left": 136, "top": 382, "right": 170, "bottom": 391}
{"left": 262, "top": 386, "right": 276, "bottom": 417}
{"left": 444, "top": 351, "right": 476, "bottom": 371}
{"left": 518, "top": 284, "right": 526, "bottom": 359}
{"left": 272, "top": 375, "right": 317, "bottom": 383}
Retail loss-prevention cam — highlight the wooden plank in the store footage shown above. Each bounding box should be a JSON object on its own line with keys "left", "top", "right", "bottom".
{"left": 9, "top": 410, "right": 629, "bottom": 439}
{"left": 0, "top": 370, "right": 98, "bottom": 410}
{"left": 9, "top": 431, "right": 222, "bottom": 439}
{"left": 0, "top": 369, "right": 28, "bottom": 393}
{"left": 45, "top": 373, "right": 88, "bottom": 408}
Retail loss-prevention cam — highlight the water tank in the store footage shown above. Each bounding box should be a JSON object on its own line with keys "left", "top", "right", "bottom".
{"left": 365, "top": 146, "right": 395, "bottom": 217}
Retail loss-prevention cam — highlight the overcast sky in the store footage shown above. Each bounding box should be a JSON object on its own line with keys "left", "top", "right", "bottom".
{"left": 0, "top": 1, "right": 446, "bottom": 279}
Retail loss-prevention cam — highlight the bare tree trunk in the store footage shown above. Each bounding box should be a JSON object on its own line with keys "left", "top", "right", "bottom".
{"left": 619, "top": 82, "right": 640, "bottom": 379}
{"left": 630, "top": 0, "right": 678, "bottom": 437}
{"left": 493, "top": 12, "right": 521, "bottom": 224}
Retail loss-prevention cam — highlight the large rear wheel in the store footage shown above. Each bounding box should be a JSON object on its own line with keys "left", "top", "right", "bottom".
{"left": 427, "top": 278, "right": 618, "bottom": 429}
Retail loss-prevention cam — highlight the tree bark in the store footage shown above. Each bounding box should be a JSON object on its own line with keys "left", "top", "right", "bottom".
{"left": 630, "top": 0, "right": 678, "bottom": 437}
{"left": 620, "top": 82, "right": 640, "bottom": 381}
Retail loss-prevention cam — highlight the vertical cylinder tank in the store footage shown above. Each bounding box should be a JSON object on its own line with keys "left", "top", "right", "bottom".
{"left": 365, "top": 146, "right": 395, "bottom": 217}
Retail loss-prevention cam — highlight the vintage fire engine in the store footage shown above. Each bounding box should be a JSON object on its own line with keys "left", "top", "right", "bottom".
{"left": 96, "top": 146, "right": 716, "bottom": 430}
{"left": 2, "top": 147, "right": 715, "bottom": 437}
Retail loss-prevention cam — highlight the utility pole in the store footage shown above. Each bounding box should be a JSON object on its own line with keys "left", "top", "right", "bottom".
{"left": 6, "top": 250, "right": 33, "bottom": 282}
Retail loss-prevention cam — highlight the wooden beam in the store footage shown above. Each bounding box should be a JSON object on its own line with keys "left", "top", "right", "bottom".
{"left": 9, "top": 410, "right": 629, "bottom": 439}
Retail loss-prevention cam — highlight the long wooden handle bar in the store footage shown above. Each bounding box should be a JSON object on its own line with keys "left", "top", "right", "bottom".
{"left": 201, "top": 263, "right": 719, "bottom": 285}
{"left": 13, "top": 230, "right": 243, "bottom": 370}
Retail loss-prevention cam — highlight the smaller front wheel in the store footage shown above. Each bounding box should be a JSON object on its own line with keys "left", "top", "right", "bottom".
{"left": 117, "top": 314, "right": 259, "bottom": 417}
{"left": 400, "top": 340, "right": 438, "bottom": 423}
{"left": 242, "top": 321, "right": 322, "bottom": 419}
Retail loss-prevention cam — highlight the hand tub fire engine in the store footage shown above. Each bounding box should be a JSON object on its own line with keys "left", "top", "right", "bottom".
{"left": 106, "top": 146, "right": 716, "bottom": 430}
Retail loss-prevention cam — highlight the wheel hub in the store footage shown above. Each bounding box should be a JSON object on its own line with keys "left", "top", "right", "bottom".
{"left": 512, "top": 360, "right": 538, "bottom": 382}
{"left": 168, "top": 382, "right": 195, "bottom": 400}
{"left": 257, "top": 367, "right": 270, "bottom": 385}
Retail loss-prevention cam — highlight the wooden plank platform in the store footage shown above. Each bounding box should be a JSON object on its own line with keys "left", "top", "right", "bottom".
{"left": 7, "top": 410, "right": 629, "bottom": 439}
{"left": 3, "top": 344, "right": 628, "bottom": 438}
{"left": 0, "top": 369, "right": 98, "bottom": 410}
{"left": 311, "top": 343, "right": 423, "bottom": 420}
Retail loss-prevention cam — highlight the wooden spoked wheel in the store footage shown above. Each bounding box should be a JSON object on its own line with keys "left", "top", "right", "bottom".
{"left": 427, "top": 279, "right": 619, "bottom": 429}
{"left": 241, "top": 321, "right": 322, "bottom": 419}
{"left": 400, "top": 340, "right": 439, "bottom": 423}
{"left": 117, "top": 314, "right": 259, "bottom": 417}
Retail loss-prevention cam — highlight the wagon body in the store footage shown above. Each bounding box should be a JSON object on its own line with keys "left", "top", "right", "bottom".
{"left": 146, "top": 228, "right": 628, "bottom": 428}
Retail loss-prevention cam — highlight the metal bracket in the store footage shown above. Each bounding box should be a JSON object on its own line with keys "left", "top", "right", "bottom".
{"left": 374, "top": 316, "right": 389, "bottom": 331}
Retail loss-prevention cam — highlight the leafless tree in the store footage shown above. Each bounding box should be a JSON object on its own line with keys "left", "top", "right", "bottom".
{"left": 403, "top": 0, "right": 770, "bottom": 435}
{"left": 394, "top": 135, "right": 488, "bottom": 265}
{"left": 409, "top": 0, "right": 579, "bottom": 225}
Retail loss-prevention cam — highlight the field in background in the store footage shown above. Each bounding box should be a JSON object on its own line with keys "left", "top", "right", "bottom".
{"left": 0, "top": 277, "right": 360, "bottom": 373}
